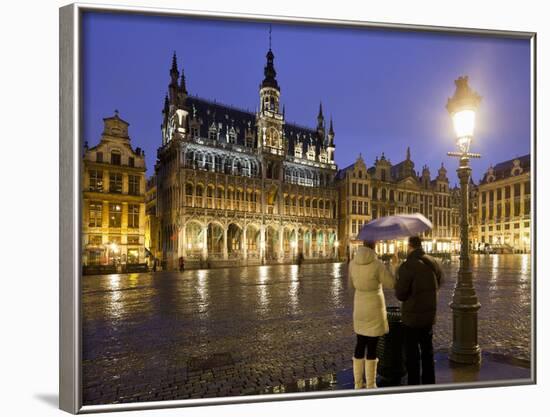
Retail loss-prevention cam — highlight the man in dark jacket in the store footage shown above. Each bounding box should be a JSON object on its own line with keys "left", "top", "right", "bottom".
{"left": 395, "top": 236, "right": 442, "bottom": 385}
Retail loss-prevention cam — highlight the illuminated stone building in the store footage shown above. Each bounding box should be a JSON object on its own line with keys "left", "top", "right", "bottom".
{"left": 144, "top": 174, "right": 161, "bottom": 266}
{"left": 82, "top": 112, "right": 147, "bottom": 267}
{"left": 336, "top": 149, "right": 460, "bottom": 258}
{"left": 155, "top": 50, "right": 339, "bottom": 269}
{"left": 477, "top": 154, "right": 531, "bottom": 252}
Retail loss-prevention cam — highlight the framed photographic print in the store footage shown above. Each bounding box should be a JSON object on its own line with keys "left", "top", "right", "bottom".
{"left": 59, "top": 2, "right": 536, "bottom": 413}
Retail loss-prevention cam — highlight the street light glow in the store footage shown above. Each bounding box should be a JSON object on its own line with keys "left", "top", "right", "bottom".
{"left": 452, "top": 109, "right": 476, "bottom": 141}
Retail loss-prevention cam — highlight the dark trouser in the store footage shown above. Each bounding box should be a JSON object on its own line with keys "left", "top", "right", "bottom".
{"left": 403, "top": 325, "right": 435, "bottom": 385}
{"left": 354, "top": 334, "right": 379, "bottom": 360}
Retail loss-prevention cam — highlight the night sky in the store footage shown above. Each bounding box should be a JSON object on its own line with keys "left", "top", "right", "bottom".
{"left": 82, "top": 12, "right": 531, "bottom": 183}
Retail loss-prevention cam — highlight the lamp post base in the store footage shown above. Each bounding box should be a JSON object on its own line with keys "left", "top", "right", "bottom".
{"left": 449, "top": 301, "right": 481, "bottom": 365}
{"left": 450, "top": 346, "right": 481, "bottom": 365}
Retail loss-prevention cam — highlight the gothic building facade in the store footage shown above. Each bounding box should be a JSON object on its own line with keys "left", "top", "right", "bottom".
{"left": 155, "top": 49, "right": 339, "bottom": 269}
{"left": 336, "top": 149, "right": 461, "bottom": 259}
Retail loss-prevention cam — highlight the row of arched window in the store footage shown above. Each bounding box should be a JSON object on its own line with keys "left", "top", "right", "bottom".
{"left": 284, "top": 168, "right": 332, "bottom": 188}
{"left": 184, "top": 182, "right": 262, "bottom": 212}
{"left": 283, "top": 195, "right": 334, "bottom": 218}
{"left": 370, "top": 187, "right": 419, "bottom": 204}
{"left": 184, "top": 150, "right": 260, "bottom": 178}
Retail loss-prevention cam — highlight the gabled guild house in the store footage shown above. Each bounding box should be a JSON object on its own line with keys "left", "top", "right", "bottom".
{"left": 82, "top": 112, "right": 147, "bottom": 272}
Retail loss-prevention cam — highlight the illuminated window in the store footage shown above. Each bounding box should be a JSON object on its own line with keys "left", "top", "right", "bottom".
{"left": 109, "top": 203, "right": 122, "bottom": 228}
{"left": 109, "top": 173, "right": 122, "bottom": 194}
{"left": 128, "top": 175, "right": 140, "bottom": 196}
{"left": 89, "top": 235, "right": 102, "bottom": 245}
{"left": 128, "top": 204, "right": 140, "bottom": 228}
{"left": 89, "top": 170, "right": 103, "bottom": 192}
{"left": 88, "top": 202, "right": 102, "bottom": 227}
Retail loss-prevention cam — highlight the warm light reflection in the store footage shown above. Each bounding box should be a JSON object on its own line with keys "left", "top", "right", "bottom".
{"left": 490, "top": 254, "right": 499, "bottom": 282}
{"left": 257, "top": 265, "right": 269, "bottom": 310}
{"left": 452, "top": 109, "right": 476, "bottom": 139}
{"left": 107, "top": 274, "right": 123, "bottom": 320}
{"left": 520, "top": 254, "right": 529, "bottom": 280}
{"left": 331, "top": 263, "right": 343, "bottom": 309}
{"left": 197, "top": 269, "right": 209, "bottom": 313}
{"left": 289, "top": 265, "right": 300, "bottom": 314}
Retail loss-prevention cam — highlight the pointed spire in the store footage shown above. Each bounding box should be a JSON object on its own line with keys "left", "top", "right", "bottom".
{"left": 179, "top": 66, "right": 187, "bottom": 94}
{"left": 317, "top": 101, "right": 325, "bottom": 131}
{"left": 406, "top": 146, "right": 411, "bottom": 160}
{"left": 170, "top": 51, "right": 179, "bottom": 81}
{"left": 171, "top": 51, "right": 178, "bottom": 72}
{"left": 261, "top": 26, "right": 279, "bottom": 90}
{"left": 329, "top": 117, "right": 334, "bottom": 136}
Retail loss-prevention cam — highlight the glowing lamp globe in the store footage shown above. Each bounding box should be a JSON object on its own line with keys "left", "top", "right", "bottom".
{"left": 446, "top": 76, "right": 481, "bottom": 153}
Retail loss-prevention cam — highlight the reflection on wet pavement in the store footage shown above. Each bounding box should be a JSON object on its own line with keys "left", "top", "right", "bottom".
{"left": 82, "top": 254, "right": 531, "bottom": 404}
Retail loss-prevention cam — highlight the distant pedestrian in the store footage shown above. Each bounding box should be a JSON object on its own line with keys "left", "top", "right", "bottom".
{"left": 296, "top": 250, "right": 304, "bottom": 269}
{"left": 395, "top": 236, "right": 443, "bottom": 385}
{"left": 152, "top": 258, "right": 157, "bottom": 272}
{"left": 349, "top": 241, "right": 397, "bottom": 389}
{"left": 178, "top": 256, "right": 185, "bottom": 272}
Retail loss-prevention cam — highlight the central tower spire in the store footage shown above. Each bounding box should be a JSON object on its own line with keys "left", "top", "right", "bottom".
{"left": 261, "top": 25, "right": 279, "bottom": 91}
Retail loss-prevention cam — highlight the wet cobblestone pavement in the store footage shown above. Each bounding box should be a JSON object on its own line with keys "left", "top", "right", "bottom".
{"left": 82, "top": 254, "right": 532, "bottom": 405}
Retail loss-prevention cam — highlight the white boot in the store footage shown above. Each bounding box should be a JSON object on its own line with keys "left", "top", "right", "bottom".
{"left": 352, "top": 358, "right": 365, "bottom": 389}
{"left": 365, "top": 358, "right": 378, "bottom": 389}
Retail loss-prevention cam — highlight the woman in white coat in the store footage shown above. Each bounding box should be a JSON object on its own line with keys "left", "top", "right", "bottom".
{"left": 349, "top": 241, "right": 396, "bottom": 389}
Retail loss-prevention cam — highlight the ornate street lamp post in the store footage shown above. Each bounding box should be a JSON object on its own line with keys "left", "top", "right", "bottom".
{"left": 446, "top": 76, "right": 482, "bottom": 364}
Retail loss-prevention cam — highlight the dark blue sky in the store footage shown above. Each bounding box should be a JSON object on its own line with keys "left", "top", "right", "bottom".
{"left": 82, "top": 12, "right": 531, "bottom": 183}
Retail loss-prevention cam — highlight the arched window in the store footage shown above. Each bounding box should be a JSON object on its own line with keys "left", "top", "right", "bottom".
{"left": 195, "top": 184, "right": 204, "bottom": 207}
{"left": 185, "top": 151, "right": 194, "bottom": 168}
{"left": 381, "top": 189, "right": 387, "bottom": 201}
{"left": 205, "top": 154, "right": 214, "bottom": 171}
{"left": 208, "top": 124, "right": 217, "bottom": 140}
{"left": 215, "top": 155, "right": 223, "bottom": 172}
{"left": 266, "top": 127, "right": 280, "bottom": 148}
{"left": 228, "top": 128, "right": 236, "bottom": 144}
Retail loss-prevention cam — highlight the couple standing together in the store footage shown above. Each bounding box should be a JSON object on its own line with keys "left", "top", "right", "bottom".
{"left": 349, "top": 236, "right": 443, "bottom": 389}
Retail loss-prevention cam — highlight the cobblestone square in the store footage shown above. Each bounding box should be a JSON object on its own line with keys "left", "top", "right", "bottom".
{"left": 82, "top": 254, "right": 531, "bottom": 405}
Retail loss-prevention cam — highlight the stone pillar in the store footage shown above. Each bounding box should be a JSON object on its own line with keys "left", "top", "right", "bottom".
{"left": 260, "top": 224, "right": 266, "bottom": 263}
{"left": 520, "top": 182, "right": 525, "bottom": 216}
{"left": 242, "top": 226, "right": 248, "bottom": 261}
{"left": 202, "top": 225, "right": 208, "bottom": 260}
{"left": 510, "top": 184, "right": 515, "bottom": 217}
{"left": 103, "top": 171, "right": 109, "bottom": 193}
{"left": 322, "top": 230, "right": 327, "bottom": 257}
{"left": 181, "top": 225, "right": 187, "bottom": 257}
{"left": 102, "top": 201, "right": 109, "bottom": 242}
{"left": 278, "top": 227, "right": 284, "bottom": 260}
{"left": 223, "top": 226, "right": 228, "bottom": 260}
{"left": 122, "top": 173, "right": 128, "bottom": 195}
